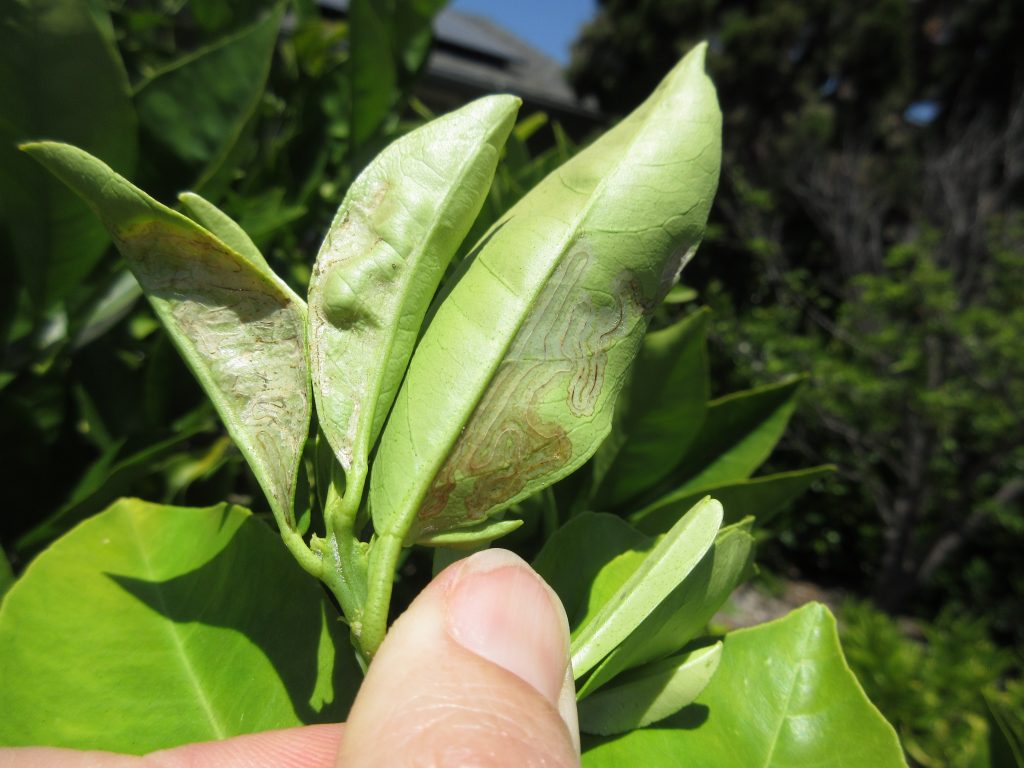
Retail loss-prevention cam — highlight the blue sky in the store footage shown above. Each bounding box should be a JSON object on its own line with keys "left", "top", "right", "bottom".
{"left": 449, "top": 0, "right": 598, "bottom": 65}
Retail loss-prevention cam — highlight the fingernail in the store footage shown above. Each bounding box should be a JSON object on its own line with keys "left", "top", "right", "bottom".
{"left": 445, "top": 549, "right": 570, "bottom": 704}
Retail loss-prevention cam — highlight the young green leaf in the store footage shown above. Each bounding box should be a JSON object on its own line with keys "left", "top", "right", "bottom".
{"left": 0, "top": 499, "right": 359, "bottom": 751}
{"left": 370, "top": 44, "right": 722, "bottom": 550}
{"left": 581, "top": 604, "right": 907, "bottom": 768}
{"left": 632, "top": 464, "right": 835, "bottom": 535}
{"left": 593, "top": 308, "right": 711, "bottom": 507}
{"left": 578, "top": 520, "right": 754, "bottom": 697}
{"left": 570, "top": 497, "right": 723, "bottom": 679}
{"left": 23, "top": 142, "right": 311, "bottom": 530}
{"left": 578, "top": 643, "right": 722, "bottom": 736}
{"left": 308, "top": 95, "right": 520, "bottom": 505}
{"left": 533, "top": 513, "right": 653, "bottom": 630}
{"left": 178, "top": 191, "right": 271, "bottom": 274}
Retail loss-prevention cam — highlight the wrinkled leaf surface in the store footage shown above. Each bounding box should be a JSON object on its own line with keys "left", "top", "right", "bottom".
{"left": 308, "top": 96, "right": 519, "bottom": 487}
{"left": 25, "top": 142, "right": 310, "bottom": 527}
{"left": 372, "top": 44, "right": 722, "bottom": 546}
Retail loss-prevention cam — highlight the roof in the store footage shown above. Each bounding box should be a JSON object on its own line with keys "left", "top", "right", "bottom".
{"left": 316, "top": 0, "right": 603, "bottom": 134}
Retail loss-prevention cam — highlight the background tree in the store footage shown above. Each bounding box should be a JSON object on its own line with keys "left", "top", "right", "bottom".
{"left": 569, "top": 0, "right": 1024, "bottom": 635}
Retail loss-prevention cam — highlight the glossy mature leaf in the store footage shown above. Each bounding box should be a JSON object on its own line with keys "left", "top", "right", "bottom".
{"left": 133, "top": 5, "right": 283, "bottom": 193}
{"left": 582, "top": 603, "right": 906, "bottom": 768}
{"left": 571, "top": 497, "right": 723, "bottom": 678}
{"left": 308, "top": 96, "right": 519, "bottom": 487}
{"left": 632, "top": 465, "right": 835, "bottom": 535}
{"left": 24, "top": 142, "right": 311, "bottom": 528}
{"left": 578, "top": 643, "right": 722, "bottom": 736}
{"left": 371, "top": 44, "right": 722, "bottom": 547}
{"left": 178, "top": 191, "right": 268, "bottom": 272}
{"left": 349, "top": 0, "right": 445, "bottom": 147}
{"left": 0, "top": 499, "right": 359, "bottom": 751}
{"left": 0, "top": 0, "right": 136, "bottom": 309}
{"left": 533, "top": 513, "right": 652, "bottom": 630}
{"left": 666, "top": 375, "right": 804, "bottom": 495}
{"left": 596, "top": 309, "right": 710, "bottom": 506}
{"left": 578, "top": 521, "right": 754, "bottom": 697}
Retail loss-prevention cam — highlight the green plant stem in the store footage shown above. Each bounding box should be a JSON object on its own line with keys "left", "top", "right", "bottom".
{"left": 322, "top": 469, "right": 369, "bottom": 651}
{"left": 360, "top": 530, "right": 403, "bottom": 659}
{"left": 279, "top": 524, "right": 324, "bottom": 581}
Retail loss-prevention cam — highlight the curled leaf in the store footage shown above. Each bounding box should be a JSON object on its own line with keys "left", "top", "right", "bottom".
{"left": 371, "top": 43, "right": 722, "bottom": 547}
{"left": 24, "top": 142, "right": 311, "bottom": 528}
{"left": 308, "top": 95, "right": 520, "bottom": 498}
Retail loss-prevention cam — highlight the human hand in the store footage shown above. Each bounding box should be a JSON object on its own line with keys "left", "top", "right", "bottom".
{"left": 2, "top": 549, "right": 580, "bottom": 767}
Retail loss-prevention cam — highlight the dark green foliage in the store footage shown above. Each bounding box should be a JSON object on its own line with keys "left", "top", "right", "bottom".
{"left": 570, "top": 0, "right": 1024, "bottom": 629}
{"left": 840, "top": 599, "right": 1024, "bottom": 767}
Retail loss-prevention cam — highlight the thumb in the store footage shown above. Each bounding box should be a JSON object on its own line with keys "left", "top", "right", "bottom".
{"left": 338, "top": 549, "right": 580, "bottom": 767}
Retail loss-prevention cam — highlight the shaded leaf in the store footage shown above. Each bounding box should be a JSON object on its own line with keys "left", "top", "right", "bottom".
{"left": 308, "top": 96, "right": 519, "bottom": 498}
{"left": 666, "top": 375, "right": 804, "bottom": 495}
{"left": 582, "top": 603, "right": 906, "bottom": 767}
{"left": 578, "top": 643, "right": 722, "bottom": 736}
{"left": 0, "top": 499, "right": 359, "bottom": 751}
{"left": 0, "top": 0, "right": 137, "bottom": 310}
{"left": 14, "top": 426, "right": 207, "bottom": 554}
{"left": 596, "top": 308, "right": 710, "bottom": 506}
{"left": 24, "top": 142, "right": 311, "bottom": 529}
{"left": 349, "top": 0, "right": 445, "bottom": 147}
{"left": 986, "top": 688, "right": 1024, "bottom": 767}
{"left": 133, "top": 5, "right": 284, "bottom": 193}
{"left": 371, "top": 44, "right": 722, "bottom": 548}
{"left": 632, "top": 465, "right": 835, "bottom": 535}
{"left": 571, "top": 497, "right": 722, "bottom": 679}
{"left": 0, "top": 548, "right": 12, "bottom": 605}
{"left": 533, "top": 512, "right": 652, "bottom": 631}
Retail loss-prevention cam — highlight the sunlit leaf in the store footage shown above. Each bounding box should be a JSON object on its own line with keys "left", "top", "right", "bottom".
{"left": 632, "top": 465, "right": 834, "bottom": 535}
{"left": 0, "top": 499, "right": 359, "bottom": 751}
{"left": 582, "top": 603, "right": 906, "bottom": 767}
{"left": 308, "top": 96, "right": 519, "bottom": 498}
{"left": 371, "top": 44, "right": 722, "bottom": 548}
{"left": 571, "top": 497, "right": 722, "bottom": 678}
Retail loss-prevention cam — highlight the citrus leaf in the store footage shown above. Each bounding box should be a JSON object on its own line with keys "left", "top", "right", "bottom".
{"left": 571, "top": 497, "right": 723, "bottom": 679}
{"left": 578, "top": 520, "right": 754, "bottom": 697}
{"left": 370, "top": 44, "right": 722, "bottom": 548}
{"left": 23, "top": 142, "right": 311, "bottom": 529}
{"left": 632, "top": 465, "right": 834, "bottom": 535}
{"left": 667, "top": 375, "right": 804, "bottom": 494}
{"left": 595, "top": 308, "right": 711, "bottom": 506}
{"left": 582, "top": 603, "right": 906, "bottom": 768}
{"left": 308, "top": 95, "right": 519, "bottom": 495}
{"left": 0, "top": 0, "right": 137, "bottom": 310}
{"left": 178, "top": 191, "right": 270, "bottom": 274}
{"left": 578, "top": 643, "right": 722, "bottom": 736}
{"left": 133, "top": 5, "right": 284, "bottom": 193}
{"left": 0, "top": 499, "right": 360, "bottom": 752}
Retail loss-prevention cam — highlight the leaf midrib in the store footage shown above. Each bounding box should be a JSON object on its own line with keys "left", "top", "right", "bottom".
{"left": 126, "top": 512, "right": 227, "bottom": 740}
{"left": 759, "top": 619, "right": 813, "bottom": 767}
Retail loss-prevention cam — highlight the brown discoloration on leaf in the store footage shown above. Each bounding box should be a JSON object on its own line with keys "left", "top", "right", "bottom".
{"left": 124, "top": 222, "right": 309, "bottom": 520}
{"left": 415, "top": 242, "right": 648, "bottom": 535}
